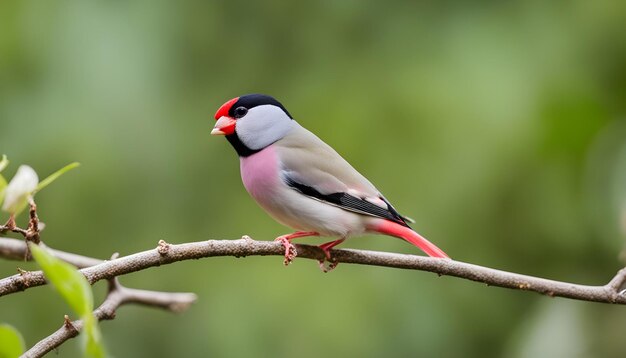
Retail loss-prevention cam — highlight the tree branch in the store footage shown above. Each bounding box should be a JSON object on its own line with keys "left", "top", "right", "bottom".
{"left": 1, "top": 197, "right": 200, "bottom": 357}
{"left": 1, "top": 236, "right": 197, "bottom": 357}
{"left": 0, "top": 237, "right": 101, "bottom": 268}
{"left": 22, "top": 278, "right": 197, "bottom": 358}
{"left": 2, "top": 236, "right": 625, "bottom": 304}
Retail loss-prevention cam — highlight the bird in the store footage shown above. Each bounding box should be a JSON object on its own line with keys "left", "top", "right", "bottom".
{"left": 211, "top": 94, "right": 449, "bottom": 270}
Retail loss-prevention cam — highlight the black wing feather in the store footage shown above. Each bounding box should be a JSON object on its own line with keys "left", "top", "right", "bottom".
{"left": 284, "top": 176, "right": 409, "bottom": 227}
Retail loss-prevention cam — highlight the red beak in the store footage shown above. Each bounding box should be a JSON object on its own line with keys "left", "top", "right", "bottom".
{"left": 211, "top": 116, "right": 236, "bottom": 135}
{"left": 212, "top": 97, "right": 239, "bottom": 136}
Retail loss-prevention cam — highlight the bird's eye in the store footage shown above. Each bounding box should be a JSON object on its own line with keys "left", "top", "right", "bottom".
{"left": 233, "top": 106, "right": 248, "bottom": 118}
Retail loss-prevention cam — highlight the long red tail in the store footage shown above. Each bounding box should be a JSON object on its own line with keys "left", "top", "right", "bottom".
{"left": 370, "top": 220, "right": 449, "bottom": 258}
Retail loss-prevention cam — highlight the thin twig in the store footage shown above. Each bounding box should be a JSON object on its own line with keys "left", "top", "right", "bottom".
{"left": 1, "top": 236, "right": 625, "bottom": 304}
{"left": 22, "top": 278, "right": 197, "bottom": 358}
{"left": 607, "top": 268, "right": 626, "bottom": 293}
{"left": 0, "top": 214, "right": 29, "bottom": 238}
{"left": 26, "top": 197, "right": 40, "bottom": 244}
{"left": 0, "top": 237, "right": 101, "bottom": 267}
{"left": 0, "top": 200, "right": 41, "bottom": 244}
{"left": 0, "top": 235, "right": 196, "bottom": 358}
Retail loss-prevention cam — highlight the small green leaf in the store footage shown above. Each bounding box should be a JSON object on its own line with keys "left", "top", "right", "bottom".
{"left": 83, "top": 315, "right": 106, "bottom": 358}
{"left": 0, "top": 324, "right": 25, "bottom": 358}
{"left": 29, "top": 244, "right": 107, "bottom": 357}
{"left": 34, "top": 162, "right": 80, "bottom": 194}
{"left": 29, "top": 244, "right": 93, "bottom": 317}
{"left": 0, "top": 175, "right": 6, "bottom": 206}
{"left": 0, "top": 153, "right": 6, "bottom": 204}
{"left": 0, "top": 155, "right": 8, "bottom": 173}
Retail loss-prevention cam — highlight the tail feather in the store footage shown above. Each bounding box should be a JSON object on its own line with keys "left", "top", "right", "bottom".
{"left": 370, "top": 219, "right": 449, "bottom": 258}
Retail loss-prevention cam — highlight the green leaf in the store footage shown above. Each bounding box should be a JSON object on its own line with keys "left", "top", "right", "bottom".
{"left": 0, "top": 175, "right": 6, "bottom": 206}
{"left": 0, "top": 155, "right": 8, "bottom": 173}
{"left": 0, "top": 324, "right": 25, "bottom": 358}
{"left": 0, "top": 154, "right": 6, "bottom": 204}
{"left": 83, "top": 315, "right": 106, "bottom": 358}
{"left": 29, "top": 244, "right": 107, "bottom": 357}
{"left": 34, "top": 162, "right": 80, "bottom": 194}
{"left": 29, "top": 244, "right": 93, "bottom": 317}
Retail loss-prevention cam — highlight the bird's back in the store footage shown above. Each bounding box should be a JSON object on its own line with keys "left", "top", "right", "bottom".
{"left": 274, "top": 122, "right": 380, "bottom": 198}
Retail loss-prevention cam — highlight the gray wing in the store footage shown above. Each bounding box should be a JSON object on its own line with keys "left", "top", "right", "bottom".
{"left": 275, "top": 123, "right": 410, "bottom": 226}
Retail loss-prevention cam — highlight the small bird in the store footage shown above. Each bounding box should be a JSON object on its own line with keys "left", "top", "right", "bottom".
{"left": 211, "top": 94, "right": 449, "bottom": 270}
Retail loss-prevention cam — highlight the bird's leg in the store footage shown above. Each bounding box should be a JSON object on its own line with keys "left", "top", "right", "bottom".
{"left": 317, "top": 238, "right": 345, "bottom": 272}
{"left": 274, "top": 231, "right": 319, "bottom": 266}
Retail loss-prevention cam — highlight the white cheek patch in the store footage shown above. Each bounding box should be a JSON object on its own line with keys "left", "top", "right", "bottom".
{"left": 237, "top": 105, "right": 294, "bottom": 150}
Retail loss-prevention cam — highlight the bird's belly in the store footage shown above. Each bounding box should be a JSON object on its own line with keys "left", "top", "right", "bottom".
{"left": 240, "top": 147, "right": 365, "bottom": 237}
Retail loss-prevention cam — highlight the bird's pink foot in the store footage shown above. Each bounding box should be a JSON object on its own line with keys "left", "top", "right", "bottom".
{"left": 275, "top": 236, "right": 297, "bottom": 266}
{"left": 274, "top": 231, "right": 319, "bottom": 266}
{"left": 317, "top": 238, "right": 345, "bottom": 273}
{"left": 318, "top": 260, "right": 339, "bottom": 273}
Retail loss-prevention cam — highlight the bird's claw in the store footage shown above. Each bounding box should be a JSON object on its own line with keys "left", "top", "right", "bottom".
{"left": 317, "top": 246, "right": 339, "bottom": 272}
{"left": 316, "top": 238, "right": 344, "bottom": 272}
{"left": 318, "top": 259, "right": 338, "bottom": 273}
{"left": 275, "top": 236, "right": 297, "bottom": 266}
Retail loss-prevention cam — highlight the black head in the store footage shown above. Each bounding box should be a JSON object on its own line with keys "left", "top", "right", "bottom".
{"left": 212, "top": 94, "right": 295, "bottom": 157}
{"left": 224, "top": 94, "right": 293, "bottom": 120}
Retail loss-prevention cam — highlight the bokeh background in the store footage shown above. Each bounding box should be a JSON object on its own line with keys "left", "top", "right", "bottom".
{"left": 2, "top": 0, "right": 626, "bottom": 357}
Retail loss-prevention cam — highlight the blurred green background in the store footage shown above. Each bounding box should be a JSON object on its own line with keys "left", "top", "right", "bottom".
{"left": 2, "top": 0, "right": 626, "bottom": 357}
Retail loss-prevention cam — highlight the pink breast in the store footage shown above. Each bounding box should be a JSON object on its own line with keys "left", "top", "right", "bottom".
{"left": 240, "top": 146, "right": 280, "bottom": 200}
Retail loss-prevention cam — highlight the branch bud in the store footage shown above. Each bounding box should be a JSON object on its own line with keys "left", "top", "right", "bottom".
{"left": 2, "top": 165, "right": 39, "bottom": 215}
